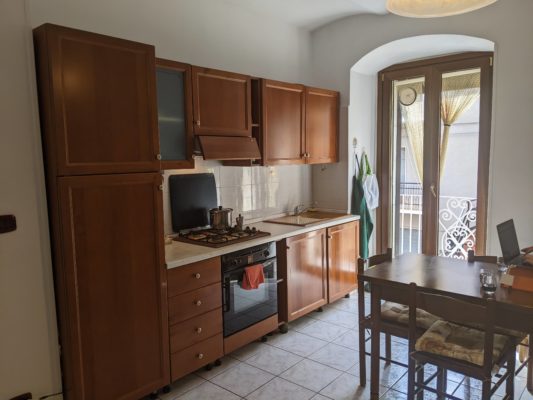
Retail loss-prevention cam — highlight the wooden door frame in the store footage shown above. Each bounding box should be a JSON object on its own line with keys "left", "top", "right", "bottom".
{"left": 376, "top": 52, "right": 494, "bottom": 256}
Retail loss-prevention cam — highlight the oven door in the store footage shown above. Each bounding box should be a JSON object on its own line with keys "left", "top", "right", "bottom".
{"left": 222, "top": 258, "right": 278, "bottom": 337}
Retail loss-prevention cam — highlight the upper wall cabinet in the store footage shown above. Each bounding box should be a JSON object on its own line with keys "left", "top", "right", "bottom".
{"left": 191, "top": 67, "right": 252, "bottom": 136}
{"left": 262, "top": 79, "right": 306, "bottom": 165}
{"left": 33, "top": 24, "right": 160, "bottom": 176}
{"left": 305, "top": 87, "right": 339, "bottom": 164}
{"left": 156, "top": 59, "right": 195, "bottom": 169}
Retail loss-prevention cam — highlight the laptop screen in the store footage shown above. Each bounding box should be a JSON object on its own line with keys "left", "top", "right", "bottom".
{"left": 497, "top": 219, "right": 521, "bottom": 263}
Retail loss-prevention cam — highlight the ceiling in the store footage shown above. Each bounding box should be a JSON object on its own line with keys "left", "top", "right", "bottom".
{"left": 221, "top": 0, "right": 389, "bottom": 30}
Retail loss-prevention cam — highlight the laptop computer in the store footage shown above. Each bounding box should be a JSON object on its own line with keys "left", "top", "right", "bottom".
{"left": 497, "top": 219, "right": 525, "bottom": 265}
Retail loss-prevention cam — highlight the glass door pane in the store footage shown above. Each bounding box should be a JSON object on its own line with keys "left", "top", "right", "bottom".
{"left": 391, "top": 77, "right": 425, "bottom": 256}
{"left": 438, "top": 68, "right": 481, "bottom": 259}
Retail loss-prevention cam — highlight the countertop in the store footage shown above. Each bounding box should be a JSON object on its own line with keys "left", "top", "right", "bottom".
{"left": 165, "top": 214, "right": 360, "bottom": 269}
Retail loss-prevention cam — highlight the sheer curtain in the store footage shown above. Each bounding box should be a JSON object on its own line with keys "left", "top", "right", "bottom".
{"left": 399, "top": 71, "right": 480, "bottom": 182}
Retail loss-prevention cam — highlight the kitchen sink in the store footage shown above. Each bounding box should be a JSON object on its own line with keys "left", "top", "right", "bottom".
{"left": 264, "top": 211, "right": 345, "bottom": 226}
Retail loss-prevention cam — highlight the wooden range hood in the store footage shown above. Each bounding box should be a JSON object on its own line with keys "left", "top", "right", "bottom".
{"left": 197, "top": 136, "right": 261, "bottom": 161}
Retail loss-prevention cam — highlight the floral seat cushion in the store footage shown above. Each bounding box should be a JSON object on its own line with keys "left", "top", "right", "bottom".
{"left": 415, "top": 320, "right": 509, "bottom": 366}
{"left": 381, "top": 302, "right": 439, "bottom": 330}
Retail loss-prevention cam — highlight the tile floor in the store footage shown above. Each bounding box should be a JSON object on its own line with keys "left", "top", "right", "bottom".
{"left": 155, "top": 292, "right": 532, "bottom": 400}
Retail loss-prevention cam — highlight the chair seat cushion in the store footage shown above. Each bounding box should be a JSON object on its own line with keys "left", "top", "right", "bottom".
{"left": 415, "top": 320, "right": 509, "bottom": 366}
{"left": 381, "top": 302, "right": 439, "bottom": 330}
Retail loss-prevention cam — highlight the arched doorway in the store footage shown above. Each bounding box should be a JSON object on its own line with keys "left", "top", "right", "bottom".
{"left": 348, "top": 35, "right": 495, "bottom": 257}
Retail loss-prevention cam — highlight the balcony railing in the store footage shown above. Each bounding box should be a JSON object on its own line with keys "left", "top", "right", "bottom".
{"left": 398, "top": 183, "right": 477, "bottom": 259}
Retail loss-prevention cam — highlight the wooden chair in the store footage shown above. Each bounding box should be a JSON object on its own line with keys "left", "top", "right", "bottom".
{"left": 467, "top": 250, "right": 497, "bottom": 264}
{"left": 357, "top": 249, "right": 439, "bottom": 386}
{"left": 406, "top": 282, "right": 517, "bottom": 400}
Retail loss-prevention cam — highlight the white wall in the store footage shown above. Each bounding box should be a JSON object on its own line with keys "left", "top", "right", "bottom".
{"left": 310, "top": 0, "right": 533, "bottom": 254}
{"left": 0, "top": 1, "right": 62, "bottom": 398}
{"left": 1, "top": 0, "right": 313, "bottom": 396}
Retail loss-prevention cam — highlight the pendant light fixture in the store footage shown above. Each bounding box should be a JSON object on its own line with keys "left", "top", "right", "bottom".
{"left": 386, "top": 0, "right": 498, "bottom": 18}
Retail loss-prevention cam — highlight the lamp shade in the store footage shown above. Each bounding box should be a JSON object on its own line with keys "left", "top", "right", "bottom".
{"left": 386, "top": 0, "right": 498, "bottom": 18}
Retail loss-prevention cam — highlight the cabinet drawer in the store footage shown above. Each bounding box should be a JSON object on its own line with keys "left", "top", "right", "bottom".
{"left": 168, "top": 257, "right": 221, "bottom": 297}
{"left": 168, "top": 283, "right": 222, "bottom": 325}
{"left": 170, "top": 308, "right": 222, "bottom": 353}
{"left": 171, "top": 334, "right": 223, "bottom": 381}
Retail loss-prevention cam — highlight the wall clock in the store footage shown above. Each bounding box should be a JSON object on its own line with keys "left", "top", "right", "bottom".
{"left": 399, "top": 86, "right": 417, "bottom": 106}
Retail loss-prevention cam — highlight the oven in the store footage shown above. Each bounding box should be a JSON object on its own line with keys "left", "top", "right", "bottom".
{"left": 221, "top": 242, "right": 278, "bottom": 337}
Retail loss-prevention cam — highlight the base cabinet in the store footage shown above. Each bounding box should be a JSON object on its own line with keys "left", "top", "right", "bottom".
{"left": 278, "top": 229, "right": 328, "bottom": 322}
{"left": 278, "top": 220, "right": 360, "bottom": 323}
{"left": 327, "top": 221, "right": 359, "bottom": 302}
{"left": 167, "top": 257, "right": 223, "bottom": 381}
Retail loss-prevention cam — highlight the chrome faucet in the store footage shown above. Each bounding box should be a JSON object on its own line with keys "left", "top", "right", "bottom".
{"left": 293, "top": 204, "right": 307, "bottom": 216}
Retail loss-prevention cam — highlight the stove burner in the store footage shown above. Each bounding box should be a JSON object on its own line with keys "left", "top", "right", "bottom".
{"left": 175, "top": 226, "right": 270, "bottom": 248}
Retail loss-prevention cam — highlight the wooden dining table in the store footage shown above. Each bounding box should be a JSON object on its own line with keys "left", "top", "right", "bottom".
{"left": 361, "top": 253, "right": 533, "bottom": 399}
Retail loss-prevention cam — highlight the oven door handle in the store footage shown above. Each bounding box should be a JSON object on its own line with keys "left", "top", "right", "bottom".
{"left": 222, "top": 278, "right": 231, "bottom": 312}
{"left": 276, "top": 279, "right": 284, "bottom": 284}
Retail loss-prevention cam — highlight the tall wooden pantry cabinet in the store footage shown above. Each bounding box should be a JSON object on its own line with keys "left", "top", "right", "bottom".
{"left": 33, "top": 24, "right": 169, "bottom": 400}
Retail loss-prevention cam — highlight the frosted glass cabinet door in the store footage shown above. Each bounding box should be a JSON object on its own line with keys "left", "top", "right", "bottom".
{"left": 156, "top": 59, "right": 194, "bottom": 169}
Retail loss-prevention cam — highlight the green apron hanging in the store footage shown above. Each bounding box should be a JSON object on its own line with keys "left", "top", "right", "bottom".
{"left": 351, "top": 154, "right": 373, "bottom": 259}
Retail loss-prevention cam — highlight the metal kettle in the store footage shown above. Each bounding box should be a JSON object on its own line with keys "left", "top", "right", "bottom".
{"left": 209, "top": 206, "right": 233, "bottom": 230}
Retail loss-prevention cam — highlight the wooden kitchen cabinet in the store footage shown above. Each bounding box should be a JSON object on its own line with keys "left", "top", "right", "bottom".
{"left": 191, "top": 66, "right": 252, "bottom": 136}
{"left": 156, "top": 58, "right": 195, "bottom": 169}
{"left": 56, "top": 173, "right": 169, "bottom": 400}
{"left": 327, "top": 221, "right": 359, "bottom": 302}
{"left": 33, "top": 24, "right": 160, "bottom": 176}
{"left": 305, "top": 87, "right": 339, "bottom": 164}
{"left": 167, "top": 257, "right": 223, "bottom": 382}
{"left": 262, "top": 79, "right": 306, "bottom": 165}
{"left": 278, "top": 229, "right": 328, "bottom": 322}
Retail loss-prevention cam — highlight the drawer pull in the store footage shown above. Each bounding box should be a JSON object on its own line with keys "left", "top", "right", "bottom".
{"left": 196, "top": 327, "right": 202, "bottom": 334}
{"left": 197, "top": 353, "right": 204, "bottom": 359}
{"left": 195, "top": 300, "right": 202, "bottom": 307}
{"left": 194, "top": 273, "right": 201, "bottom": 279}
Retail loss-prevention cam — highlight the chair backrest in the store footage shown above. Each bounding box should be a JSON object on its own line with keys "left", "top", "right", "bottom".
{"left": 467, "top": 250, "right": 497, "bottom": 264}
{"left": 407, "top": 282, "right": 496, "bottom": 374}
{"left": 357, "top": 248, "right": 393, "bottom": 275}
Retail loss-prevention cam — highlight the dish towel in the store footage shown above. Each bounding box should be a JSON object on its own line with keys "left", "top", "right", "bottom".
{"left": 241, "top": 264, "right": 265, "bottom": 290}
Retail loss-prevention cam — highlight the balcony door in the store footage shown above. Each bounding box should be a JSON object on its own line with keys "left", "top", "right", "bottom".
{"left": 376, "top": 53, "right": 493, "bottom": 258}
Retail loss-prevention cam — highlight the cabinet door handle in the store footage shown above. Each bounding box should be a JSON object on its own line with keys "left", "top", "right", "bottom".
{"left": 286, "top": 246, "right": 290, "bottom": 250}
{"left": 195, "top": 120, "right": 201, "bottom": 126}
{"left": 195, "top": 300, "right": 202, "bottom": 307}
{"left": 158, "top": 184, "right": 163, "bottom": 191}
{"left": 196, "top": 353, "right": 204, "bottom": 359}
{"left": 156, "top": 153, "right": 162, "bottom": 160}
{"left": 327, "top": 235, "right": 332, "bottom": 239}
{"left": 194, "top": 273, "right": 201, "bottom": 279}
{"left": 196, "top": 327, "right": 202, "bottom": 334}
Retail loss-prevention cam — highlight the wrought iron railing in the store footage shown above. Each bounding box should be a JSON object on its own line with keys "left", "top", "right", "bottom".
{"left": 398, "top": 183, "right": 476, "bottom": 259}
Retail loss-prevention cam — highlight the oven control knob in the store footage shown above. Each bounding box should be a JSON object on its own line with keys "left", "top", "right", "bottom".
{"left": 194, "top": 273, "right": 201, "bottom": 279}
{"left": 196, "top": 327, "right": 202, "bottom": 334}
{"left": 264, "top": 250, "right": 270, "bottom": 257}
{"left": 195, "top": 300, "right": 202, "bottom": 307}
{"left": 197, "top": 353, "right": 204, "bottom": 360}
{"left": 232, "top": 260, "right": 238, "bottom": 266}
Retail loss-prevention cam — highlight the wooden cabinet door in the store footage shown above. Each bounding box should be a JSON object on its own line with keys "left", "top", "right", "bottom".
{"left": 305, "top": 87, "right": 339, "bottom": 164}
{"left": 156, "top": 59, "right": 195, "bottom": 169}
{"left": 262, "top": 79, "right": 306, "bottom": 165}
{"left": 285, "top": 229, "right": 327, "bottom": 321}
{"left": 57, "top": 173, "right": 169, "bottom": 400}
{"left": 33, "top": 24, "right": 160, "bottom": 176}
{"left": 191, "top": 66, "right": 252, "bottom": 136}
{"left": 327, "top": 221, "right": 359, "bottom": 303}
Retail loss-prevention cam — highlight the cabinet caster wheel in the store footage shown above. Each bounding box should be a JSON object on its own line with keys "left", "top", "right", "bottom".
{"left": 162, "top": 385, "right": 171, "bottom": 394}
{"left": 261, "top": 336, "right": 268, "bottom": 343}
{"left": 205, "top": 363, "right": 212, "bottom": 371}
{"left": 316, "top": 307, "right": 324, "bottom": 312}
{"left": 279, "top": 323, "right": 289, "bottom": 334}
{"left": 214, "top": 359, "right": 222, "bottom": 367}
{"left": 345, "top": 293, "right": 351, "bottom": 299}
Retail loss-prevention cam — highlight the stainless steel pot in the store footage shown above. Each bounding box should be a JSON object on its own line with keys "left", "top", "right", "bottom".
{"left": 209, "top": 206, "right": 233, "bottom": 230}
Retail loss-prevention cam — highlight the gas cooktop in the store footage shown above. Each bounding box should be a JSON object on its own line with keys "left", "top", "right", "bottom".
{"left": 173, "top": 226, "right": 271, "bottom": 248}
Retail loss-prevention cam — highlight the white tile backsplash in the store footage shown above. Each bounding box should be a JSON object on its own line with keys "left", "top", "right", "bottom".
{"left": 162, "top": 157, "right": 312, "bottom": 234}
